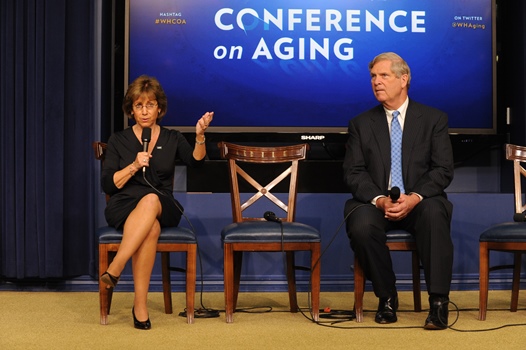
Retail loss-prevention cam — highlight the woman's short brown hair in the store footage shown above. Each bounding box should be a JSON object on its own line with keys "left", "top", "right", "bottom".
{"left": 122, "top": 75, "right": 168, "bottom": 122}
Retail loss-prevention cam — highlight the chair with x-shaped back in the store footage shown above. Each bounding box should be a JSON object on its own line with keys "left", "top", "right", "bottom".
{"left": 218, "top": 142, "right": 321, "bottom": 323}
{"left": 479, "top": 143, "right": 526, "bottom": 320}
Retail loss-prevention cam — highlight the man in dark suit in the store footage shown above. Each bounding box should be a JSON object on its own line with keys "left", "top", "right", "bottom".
{"left": 343, "top": 52, "right": 454, "bottom": 330}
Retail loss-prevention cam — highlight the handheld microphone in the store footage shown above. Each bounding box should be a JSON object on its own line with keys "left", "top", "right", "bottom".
{"left": 141, "top": 127, "right": 151, "bottom": 173}
{"left": 389, "top": 186, "right": 400, "bottom": 203}
{"left": 264, "top": 211, "right": 282, "bottom": 223}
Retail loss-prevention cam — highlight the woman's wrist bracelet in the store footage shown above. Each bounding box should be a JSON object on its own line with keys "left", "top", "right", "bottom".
{"left": 195, "top": 135, "right": 206, "bottom": 145}
{"left": 129, "top": 162, "right": 138, "bottom": 176}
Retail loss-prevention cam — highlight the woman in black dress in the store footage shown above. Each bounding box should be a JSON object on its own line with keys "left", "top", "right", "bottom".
{"left": 100, "top": 75, "right": 213, "bottom": 329}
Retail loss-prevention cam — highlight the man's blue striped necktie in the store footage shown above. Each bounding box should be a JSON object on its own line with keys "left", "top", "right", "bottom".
{"left": 391, "top": 111, "right": 405, "bottom": 194}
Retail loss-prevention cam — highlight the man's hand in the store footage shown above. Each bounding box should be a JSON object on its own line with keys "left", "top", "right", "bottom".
{"left": 377, "top": 193, "right": 421, "bottom": 221}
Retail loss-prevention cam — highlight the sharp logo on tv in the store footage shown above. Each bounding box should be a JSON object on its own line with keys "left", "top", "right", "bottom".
{"left": 301, "top": 135, "right": 326, "bottom": 141}
{"left": 128, "top": 0, "right": 496, "bottom": 135}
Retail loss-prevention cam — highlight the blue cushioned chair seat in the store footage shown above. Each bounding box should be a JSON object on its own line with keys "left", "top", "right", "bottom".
{"left": 386, "top": 230, "right": 415, "bottom": 242}
{"left": 479, "top": 222, "right": 526, "bottom": 242}
{"left": 221, "top": 221, "right": 320, "bottom": 243}
{"left": 98, "top": 226, "right": 196, "bottom": 244}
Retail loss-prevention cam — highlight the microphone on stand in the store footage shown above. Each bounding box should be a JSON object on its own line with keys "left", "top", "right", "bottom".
{"left": 141, "top": 127, "right": 151, "bottom": 174}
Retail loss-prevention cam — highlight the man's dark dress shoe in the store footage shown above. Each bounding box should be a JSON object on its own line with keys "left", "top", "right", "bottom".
{"left": 375, "top": 295, "right": 398, "bottom": 324}
{"left": 425, "top": 295, "right": 449, "bottom": 330}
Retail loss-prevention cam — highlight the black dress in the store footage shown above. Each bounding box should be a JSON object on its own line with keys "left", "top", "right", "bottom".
{"left": 101, "top": 127, "right": 204, "bottom": 229}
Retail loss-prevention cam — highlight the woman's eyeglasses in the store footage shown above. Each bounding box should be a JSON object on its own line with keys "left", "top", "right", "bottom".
{"left": 133, "top": 103, "right": 158, "bottom": 110}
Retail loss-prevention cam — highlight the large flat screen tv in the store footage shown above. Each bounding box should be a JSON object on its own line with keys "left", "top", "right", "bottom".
{"left": 125, "top": 0, "right": 496, "bottom": 145}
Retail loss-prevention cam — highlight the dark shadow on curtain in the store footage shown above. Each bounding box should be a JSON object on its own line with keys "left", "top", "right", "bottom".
{"left": 0, "top": 0, "right": 96, "bottom": 279}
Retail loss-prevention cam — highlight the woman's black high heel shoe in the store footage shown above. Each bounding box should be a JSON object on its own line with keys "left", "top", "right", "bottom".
{"left": 100, "top": 271, "right": 120, "bottom": 288}
{"left": 132, "top": 307, "right": 152, "bottom": 330}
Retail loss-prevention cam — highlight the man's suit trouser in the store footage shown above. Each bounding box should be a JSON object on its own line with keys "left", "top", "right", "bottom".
{"left": 344, "top": 196, "right": 453, "bottom": 298}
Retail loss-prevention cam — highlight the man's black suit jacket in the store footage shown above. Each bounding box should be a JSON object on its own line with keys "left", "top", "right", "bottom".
{"left": 343, "top": 99, "right": 454, "bottom": 206}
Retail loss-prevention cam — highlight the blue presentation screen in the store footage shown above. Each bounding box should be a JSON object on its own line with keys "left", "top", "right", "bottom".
{"left": 128, "top": 0, "right": 495, "bottom": 133}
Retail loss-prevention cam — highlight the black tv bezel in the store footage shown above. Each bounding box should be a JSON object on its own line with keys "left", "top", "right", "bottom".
{"left": 123, "top": 0, "right": 498, "bottom": 137}
{"left": 115, "top": 0, "right": 501, "bottom": 163}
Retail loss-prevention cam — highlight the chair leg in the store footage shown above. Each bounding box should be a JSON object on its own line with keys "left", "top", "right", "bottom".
{"left": 161, "top": 252, "right": 173, "bottom": 314}
{"left": 99, "top": 245, "right": 110, "bottom": 325}
{"left": 478, "top": 243, "right": 489, "bottom": 320}
{"left": 353, "top": 256, "right": 365, "bottom": 323}
{"left": 511, "top": 253, "right": 522, "bottom": 312}
{"left": 233, "top": 250, "right": 243, "bottom": 312}
{"left": 286, "top": 251, "right": 299, "bottom": 313}
{"left": 185, "top": 244, "right": 197, "bottom": 324}
{"left": 223, "top": 243, "right": 235, "bottom": 323}
{"left": 310, "top": 244, "right": 321, "bottom": 322}
{"left": 411, "top": 251, "right": 422, "bottom": 312}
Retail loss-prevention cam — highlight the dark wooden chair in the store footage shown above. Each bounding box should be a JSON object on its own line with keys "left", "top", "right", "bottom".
{"left": 92, "top": 141, "right": 197, "bottom": 325}
{"left": 479, "top": 143, "right": 526, "bottom": 320}
{"left": 353, "top": 230, "right": 422, "bottom": 322}
{"left": 218, "top": 142, "right": 321, "bottom": 323}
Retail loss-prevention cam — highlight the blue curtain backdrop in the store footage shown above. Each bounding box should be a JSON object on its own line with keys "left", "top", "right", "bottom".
{"left": 0, "top": 0, "right": 96, "bottom": 279}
